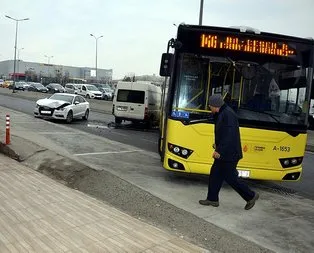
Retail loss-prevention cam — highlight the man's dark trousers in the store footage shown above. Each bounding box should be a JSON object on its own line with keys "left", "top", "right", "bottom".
{"left": 207, "top": 159, "right": 255, "bottom": 202}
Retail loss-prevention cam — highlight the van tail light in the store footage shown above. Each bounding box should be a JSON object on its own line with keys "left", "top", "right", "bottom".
{"left": 144, "top": 107, "right": 148, "bottom": 119}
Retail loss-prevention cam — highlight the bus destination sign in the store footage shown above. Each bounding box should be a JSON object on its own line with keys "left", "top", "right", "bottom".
{"left": 200, "top": 33, "right": 296, "bottom": 57}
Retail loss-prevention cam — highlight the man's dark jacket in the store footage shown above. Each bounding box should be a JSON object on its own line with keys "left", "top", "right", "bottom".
{"left": 214, "top": 103, "right": 243, "bottom": 162}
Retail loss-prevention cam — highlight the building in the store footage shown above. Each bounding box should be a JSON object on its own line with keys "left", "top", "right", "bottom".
{"left": 0, "top": 60, "right": 113, "bottom": 84}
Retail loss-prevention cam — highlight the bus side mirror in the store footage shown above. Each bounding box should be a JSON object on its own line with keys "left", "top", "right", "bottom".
{"left": 159, "top": 53, "right": 173, "bottom": 77}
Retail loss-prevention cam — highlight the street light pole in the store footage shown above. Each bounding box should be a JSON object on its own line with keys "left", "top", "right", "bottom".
{"left": 44, "top": 55, "right": 53, "bottom": 64}
{"left": 199, "top": 0, "right": 204, "bottom": 25}
{"left": 90, "top": 34, "right": 103, "bottom": 81}
{"left": 17, "top": 47, "right": 24, "bottom": 75}
{"left": 5, "top": 15, "right": 29, "bottom": 92}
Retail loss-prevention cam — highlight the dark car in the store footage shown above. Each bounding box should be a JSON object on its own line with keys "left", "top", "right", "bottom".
{"left": 28, "top": 82, "right": 48, "bottom": 93}
{"left": 46, "top": 83, "right": 66, "bottom": 93}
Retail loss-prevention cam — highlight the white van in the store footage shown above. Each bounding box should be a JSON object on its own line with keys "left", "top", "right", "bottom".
{"left": 77, "top": 84, "right": 103, "bottom": 99}
{"left": 112, "top": 81, "right": 162, "bottom": 127}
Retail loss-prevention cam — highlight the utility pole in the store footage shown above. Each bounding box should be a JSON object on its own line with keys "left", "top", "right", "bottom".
{"left": 199, "top": 0, "right": 204, "bottom": 25}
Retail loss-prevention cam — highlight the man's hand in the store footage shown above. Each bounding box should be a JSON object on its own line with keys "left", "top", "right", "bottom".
{"left": 212, "top": 151, "right": 220, "bottom": 159}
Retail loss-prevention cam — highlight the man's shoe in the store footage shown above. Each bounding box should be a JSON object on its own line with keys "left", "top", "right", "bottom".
{"left": 199, "top": 199, "right": 219, "bottom": 207}
{"left": 245, "top": 192, "right": 259, "bottom": 210}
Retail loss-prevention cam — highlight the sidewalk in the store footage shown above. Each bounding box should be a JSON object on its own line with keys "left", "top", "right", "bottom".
{"left": 0, "top": 153, "right": 209, "bottom": 253}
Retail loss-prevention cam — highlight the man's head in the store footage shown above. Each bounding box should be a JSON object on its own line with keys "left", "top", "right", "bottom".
{"left": 208, "top": 94, "right": 224, "bottom": 113}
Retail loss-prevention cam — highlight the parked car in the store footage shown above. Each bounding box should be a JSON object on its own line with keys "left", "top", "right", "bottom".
{"left": 2, "top": 80, "right": 13, "bottom": 88}
{"left": 34, "top": 93, "right": 89, "bottom": 123}
{"left": 92, "top": 83, "right": 113, "bottom": 100}
{"left": 46, "top": 83, "right": 66, "bottom": 93}
{"left": 77, "top": 84, "right": 103, "bottom": 99}
{"left": 65, "top": 83, "right": 80, "bottom": 94}
{"left": 8, "top": 81, "right": 25, "bottom": 90}
{"left": 28, "top": 82, "right": 48, "bottom": 92}
{"left": 101, "top": 88, "right": 113, "bottom": 100}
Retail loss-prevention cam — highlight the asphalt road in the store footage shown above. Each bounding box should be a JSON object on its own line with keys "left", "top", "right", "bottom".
{"left": 0, "top": 94, "right": 159, "bottom": 153}
{"left": 0, "top": 93, "right": 313, "bottom": 200}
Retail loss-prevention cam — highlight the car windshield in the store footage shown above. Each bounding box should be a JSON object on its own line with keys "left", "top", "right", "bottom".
{"left": 172, "top": 53, "right": 311, "bottom": 127}
{"left": 86, "top": 85, "right": 99, "bottom": 91}
{"left": 49, "top": 94, "right": 74, "bottom": 103}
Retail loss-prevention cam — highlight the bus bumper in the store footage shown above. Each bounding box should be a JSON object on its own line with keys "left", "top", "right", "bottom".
{"left": 163, "top": 152, "right": 302, "bottom": 181}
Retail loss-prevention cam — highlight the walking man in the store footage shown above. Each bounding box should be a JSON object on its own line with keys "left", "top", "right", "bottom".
{"left": 199, "top": 94, "right": 259, "bottom": 210}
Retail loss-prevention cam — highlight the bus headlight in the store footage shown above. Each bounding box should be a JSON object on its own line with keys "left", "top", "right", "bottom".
{"left": 168, "top": 143, "right": 193, "bottom": 159}
{"left": 173, "top": 147, "right": 180, "bottom": 153}
{"left": 181, "top": 149, "right": 188, "bottom": 156}
{"left": 279, "top": 157, "right": 303, "bottom": 168}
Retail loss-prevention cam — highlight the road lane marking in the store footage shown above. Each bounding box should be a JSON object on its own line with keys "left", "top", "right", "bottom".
{"left": 73, "top": 150, "right": 142, "bottom": 156}
{"left": 87, "top": 124, "right": 108, "bottom": 129}
{"left": 39, "top": 132, "right": 78, "bottom": 135}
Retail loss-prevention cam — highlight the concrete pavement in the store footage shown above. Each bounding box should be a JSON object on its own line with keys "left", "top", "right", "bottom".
{"left": 0, "top": 153, "right": 209, "bottom": 253}
{"left": 1, "top": 106, "right": 314, "bottom": 253}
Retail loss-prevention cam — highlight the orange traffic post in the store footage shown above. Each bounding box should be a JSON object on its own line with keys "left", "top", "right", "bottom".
{"left": 5, "top": 114, "right": 10, "bottom": 145}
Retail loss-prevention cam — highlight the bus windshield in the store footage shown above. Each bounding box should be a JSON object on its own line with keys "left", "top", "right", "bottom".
{"left": 172, "top": 53, "right": 310, "bottom": 128}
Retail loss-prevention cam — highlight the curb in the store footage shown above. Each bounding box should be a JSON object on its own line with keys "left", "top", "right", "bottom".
{"left": 0, "top": 142, "right": 21, "bottom": 161}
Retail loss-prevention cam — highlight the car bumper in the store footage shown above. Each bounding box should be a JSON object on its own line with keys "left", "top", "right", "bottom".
{"left": 34, "top": 107, "right": 67, "bottom": 120}
{"left": 93, "top": 94, "right": 103, "bottom": 99}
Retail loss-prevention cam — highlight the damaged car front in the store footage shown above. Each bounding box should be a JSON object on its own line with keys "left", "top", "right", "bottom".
{"left": 34, "top": 94, "right": 73, "bottom": 121}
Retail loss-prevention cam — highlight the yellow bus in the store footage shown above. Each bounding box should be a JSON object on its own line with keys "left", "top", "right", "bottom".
{"left": 158, "top": 24, "right": 314, "bottom": 181}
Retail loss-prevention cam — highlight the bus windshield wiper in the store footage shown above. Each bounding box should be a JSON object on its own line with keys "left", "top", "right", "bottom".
{"left": 184, "top": 118, "right": 212, "bottom": 125}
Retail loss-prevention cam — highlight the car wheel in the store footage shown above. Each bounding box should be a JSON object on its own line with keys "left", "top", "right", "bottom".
{"left": 66, "top": 110, "right": 73, "bottom": 123}
{"left": 115, "top": 117, "right": 122, "bottom": 124}
{"left": 82, "top": 109, "right": 89, "bottom": 120}
{"left": 86, "top": 94, "right": 90, "bottom": 99}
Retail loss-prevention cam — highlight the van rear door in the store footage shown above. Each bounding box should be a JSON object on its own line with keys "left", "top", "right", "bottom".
{"left": 116, "top": 89, "right": 146, "bottom": 120}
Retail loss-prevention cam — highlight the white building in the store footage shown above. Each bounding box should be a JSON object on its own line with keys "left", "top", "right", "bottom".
{"left": 0, "top": 60, "right": 113, "bottom": 83}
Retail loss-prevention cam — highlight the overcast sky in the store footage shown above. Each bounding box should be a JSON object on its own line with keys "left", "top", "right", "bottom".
{"left": 1, "top": 0, "right": 314, "bottom": 79}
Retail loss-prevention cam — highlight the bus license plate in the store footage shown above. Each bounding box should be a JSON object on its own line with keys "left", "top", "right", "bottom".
{"left": 238, "top": 170, "right": 250, "bottom": 178}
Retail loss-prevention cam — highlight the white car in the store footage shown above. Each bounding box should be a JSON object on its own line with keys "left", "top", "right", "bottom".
{"left": 34, "top": 93, "right": 90, "bottom": 123}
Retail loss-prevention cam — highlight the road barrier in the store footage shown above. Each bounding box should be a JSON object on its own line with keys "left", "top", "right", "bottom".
{"left": 5, "top": 114, "right": 10, "bottom": 145}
